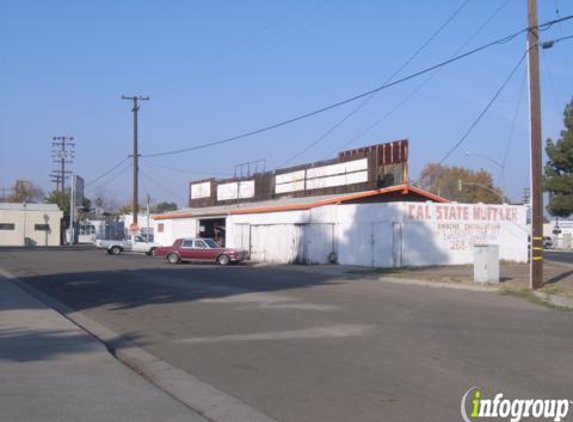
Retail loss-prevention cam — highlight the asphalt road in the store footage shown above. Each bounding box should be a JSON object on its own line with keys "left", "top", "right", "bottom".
{"left": 1, "top": 248, "right": 572, "bottom": 422}
{"left": 546, "top": 250, "right": 573, "bottom": 265}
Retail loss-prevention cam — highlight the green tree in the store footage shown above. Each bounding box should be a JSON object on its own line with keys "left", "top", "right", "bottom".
{"left": 45, "top": 191, "right": 91, "bottom": 226}
{"left": 117, "top": 203, "right": 144, "bottom": 215}
{"left": 544, "top": 99, "right": 573, "bottom": 217}
{"left": 418, "top": 163, "right": 505, "bottom": 203}
{"left": 152, "top": 201, "right": 178, "bottom": 213}
{"left": 46, "top": 191, "right": 71, "bottom": 226}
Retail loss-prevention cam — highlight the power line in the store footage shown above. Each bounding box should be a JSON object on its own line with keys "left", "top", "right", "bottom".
{"left": 552, "top": 0, "right": 573, "bottom": 91}
{"left": 500, "top": 67, "right": 528, "bottom": 190}
{"left": 142, "top": 14, "right": 573, "bottom": 159}
{"left": 276, "top": 0, "right": 473, "bottom": 168}
{"left": 437, "top": 50, "right": 528, "bottom": 165}
{"left": 86, "top": 162, "right": 133, "bottom": 193}
{"left": 139, "top": 168, "right": 182, "bottom": 201}
{"left": 85, "top": 157, "right": 131, "bottom": 187}
{"left": 140, "top": 157, "right": 231, "bottom": 177}
{"left": 335, "top": 0, "right": 512, "bottom": 153}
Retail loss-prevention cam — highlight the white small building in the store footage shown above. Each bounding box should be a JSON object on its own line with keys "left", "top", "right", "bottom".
{"left": 0, "top": 203, "right": 63, "bottom": 246}
{"left": 153, "top": 185, "right": 528, "bottom": 267}
{"left": 121, "top": 213, "right": 154, "bottom": 240}
{"left": 77, "top": 217, "right": 125, "bottom": 244}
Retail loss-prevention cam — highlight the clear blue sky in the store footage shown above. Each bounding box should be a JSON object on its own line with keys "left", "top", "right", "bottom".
{"left": 1, "top": 0, "right": 572, "bottom": 208}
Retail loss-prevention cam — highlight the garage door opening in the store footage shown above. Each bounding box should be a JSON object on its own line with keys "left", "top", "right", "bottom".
{"left": 198, "top": 217, "right": 226, "bottom": 246}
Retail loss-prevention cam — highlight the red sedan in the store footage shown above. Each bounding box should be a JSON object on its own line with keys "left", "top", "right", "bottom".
{"left": 154, "top": 238, "right": 249, "bottom": 265}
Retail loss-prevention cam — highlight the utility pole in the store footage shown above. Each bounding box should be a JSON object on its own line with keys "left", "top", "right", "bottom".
{"left": 146, "top": 193, "right": 150, "bottom": 243}
{"left": 52, "top": 136, "right": 75, "bottom": 192}
{"left": 527, "top": 0, "right": 544, "bottom": 289}
{"left": 122, "top": 95, "right": 150, "bottom": 229}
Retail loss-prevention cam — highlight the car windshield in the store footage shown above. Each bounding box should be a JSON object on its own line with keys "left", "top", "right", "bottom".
{"left": 203, "top": 239, "right": 220, "bottom": 248}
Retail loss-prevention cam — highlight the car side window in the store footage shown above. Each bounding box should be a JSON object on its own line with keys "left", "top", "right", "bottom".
{"left": 182, "top": 240, "right": 193, "bottom": 248}
{"left": 134, "top": 236, "right": 144, "bottom": 242}
{"left": 194, "top": 240, "right": 207, "bottom": 249}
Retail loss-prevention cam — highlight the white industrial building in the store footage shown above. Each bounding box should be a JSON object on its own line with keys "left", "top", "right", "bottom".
{"left": 153, "top": 185, "right": 528, "bottom": 267}
{"left": 0, "top": 203, "right": 63, "bottom": 246}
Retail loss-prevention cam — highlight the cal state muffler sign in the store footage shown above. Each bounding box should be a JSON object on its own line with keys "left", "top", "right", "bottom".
{"left": 461, "top": 387, "right": 570, "bottom": 422}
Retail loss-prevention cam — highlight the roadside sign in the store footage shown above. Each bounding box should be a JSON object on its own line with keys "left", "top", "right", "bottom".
{"left": 129, "top": 223, "right": 139, "bottom": 234}
{"left": 74, "top": 175, "right": 84, "bottom": 207}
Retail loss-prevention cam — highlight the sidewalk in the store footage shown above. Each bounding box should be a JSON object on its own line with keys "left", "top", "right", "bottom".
{"left": 0, "top": 276, "right": 208, "bottom": 422}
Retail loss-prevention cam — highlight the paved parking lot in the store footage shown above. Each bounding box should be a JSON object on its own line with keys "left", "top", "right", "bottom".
{"left": 1, "top": 247, "right": 573, "bottom": 422}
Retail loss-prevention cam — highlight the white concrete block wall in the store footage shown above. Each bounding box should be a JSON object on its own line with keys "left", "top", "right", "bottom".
{"left": 225, "top": 201, "right": 528, "bottom": 267}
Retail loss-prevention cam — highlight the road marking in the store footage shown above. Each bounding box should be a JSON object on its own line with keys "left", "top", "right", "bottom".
{"left": 174, "top": 324, "right": 374, "bottom": 344}
{"left": 254, "top": 302, "right": 337, "bottom": 311}
{"left": 199, "top": 291, "right": 292, "bottom": 304}
{"left": 199, "top": 291, "right": 338, "bottom": 311}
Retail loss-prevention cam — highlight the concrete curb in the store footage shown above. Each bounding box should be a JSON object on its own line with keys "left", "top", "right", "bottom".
{"left": 545, "top": 259, "right": 573, "bottom": 268}
{"left": 0, "top": 267, "right": 280, "bottom": 422}
{"left": 533, "top": 291, "right": 573, "bottom": 309}
{"left": 375, "top": 276, "right": 499, "bottom": 293}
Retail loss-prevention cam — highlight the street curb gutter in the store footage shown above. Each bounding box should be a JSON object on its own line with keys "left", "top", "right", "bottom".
{"left": 533, "top": 291, "right": 573, "bottom": 309}
{"left": 375, "top": 276, "right": 499, "bottom": 292}
{"left": 0, "top": 268, "right": 280, "bottom": 422}
{"left": 375, "top": 274, "right": 573, "bottom": 309}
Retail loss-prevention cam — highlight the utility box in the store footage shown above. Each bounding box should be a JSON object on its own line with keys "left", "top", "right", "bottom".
{"left": 474, "top": 244, "right": 500, "bottom": 283}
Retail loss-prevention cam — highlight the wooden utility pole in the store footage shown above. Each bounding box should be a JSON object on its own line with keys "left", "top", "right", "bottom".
{"left": 52, "top": 136, "right": 75, "bottom": 192}
{"left": 122, "top": 95, "right": 150, "bottom": 228}
{"left": 527, "top": 0, "right": 544, "bottom": 289}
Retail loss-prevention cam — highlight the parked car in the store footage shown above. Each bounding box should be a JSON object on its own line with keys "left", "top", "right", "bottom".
{"left": 95, "top": 235, "right": 161, "bottom": 255}
{"left": 544, "top": 236, "right": 554, "bottom": 249}
{"left": 155, "top": 237, "right": 249, "bottom": 265}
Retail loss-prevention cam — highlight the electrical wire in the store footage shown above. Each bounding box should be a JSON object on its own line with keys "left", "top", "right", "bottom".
{"left": 541, "top": 51, "right": 565, "bottom": 112}
{"left": 335, "top": 0, "right": 512, "bottom": 153}
{"left": 500, "top": 68, "right": 527, "bottom": 189}
{"left": 86, "top": 162, "right": 132, "bottom": 193}
{"left": 139, "top": 168, "right": 182, "bottom": 200}
{"left": 85, "top": 157, "right": 130, "bottom": 186}
{"left": 140, "top": 157, "right": 231, "bottom": 177}
{"left": 276, "top": 0, "right": 473, "bottom": 169}
{"left": 552, "top": 0, "right": 573, "bottom": 91}
{"left": 142, "top": 14, "right": 573, "bottom": 159}
{"left": 437, "top": 50, "right": 528, "bottom": 165}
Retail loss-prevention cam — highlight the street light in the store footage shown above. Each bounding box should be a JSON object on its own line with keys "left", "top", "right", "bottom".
{"left": 465, "top": 151, "right": 506, "bottom": 195}
{"left": 459, "top": 181, "right": 509, "bottom": 204}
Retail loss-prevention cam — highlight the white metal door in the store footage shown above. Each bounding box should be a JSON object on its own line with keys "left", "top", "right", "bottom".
{"left": 372, "top": 222, "right": 394, "bottom": 268}
{"left": 249, "top": 224, "right": 303, "bottom": 263}
{"left": 304, "top": 223, "right": 335, "bottom": 264}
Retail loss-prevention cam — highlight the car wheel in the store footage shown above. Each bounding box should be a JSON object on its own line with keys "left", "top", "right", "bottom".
{"left": 147, "top": 248, "right": 156, "bottom": 256}
{"left": 217, "top": 254, "right": 230, "bottom": 266}
{"left": 110, "top": 246, "right": 122, "bottom": 255}
{"left": 167, "top": 253, "right": 180, "bottom": 264}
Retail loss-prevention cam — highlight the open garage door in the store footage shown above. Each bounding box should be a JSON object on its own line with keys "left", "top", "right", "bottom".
{"left": 198, "top": 217, "right": 226, "bottom": 246}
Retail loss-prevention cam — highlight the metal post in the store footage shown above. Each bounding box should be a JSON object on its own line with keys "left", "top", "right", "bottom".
{"left": 69, "top": 174, "right": 75, "bottom": 245}
{"left": 527, "top": 0, "right": 544, "bottom": 289}
{"left": 146, "top": 193, "right": 150, "bottom": 243}
{"left": 23, "top": 200, "right": 27, "bottom": 247}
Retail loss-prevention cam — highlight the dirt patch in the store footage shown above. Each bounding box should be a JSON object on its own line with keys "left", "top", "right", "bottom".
{"left": 351, "top": 262, "right": 573, "bottom": 299}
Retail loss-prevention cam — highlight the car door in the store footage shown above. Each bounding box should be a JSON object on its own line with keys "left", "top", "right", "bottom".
{"left": 193, "top": 239, "right": 216, "bottom": 261}
{"left": 131, "top": 235, "right": 147, "bottom": 252}
{"left": 179, "top": 240, "right": 195, "bottom": 260}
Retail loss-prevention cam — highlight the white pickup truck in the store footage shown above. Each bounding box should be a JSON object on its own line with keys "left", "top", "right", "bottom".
{"left": 95, "top": 235, "right": 161, "bottom": 256}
